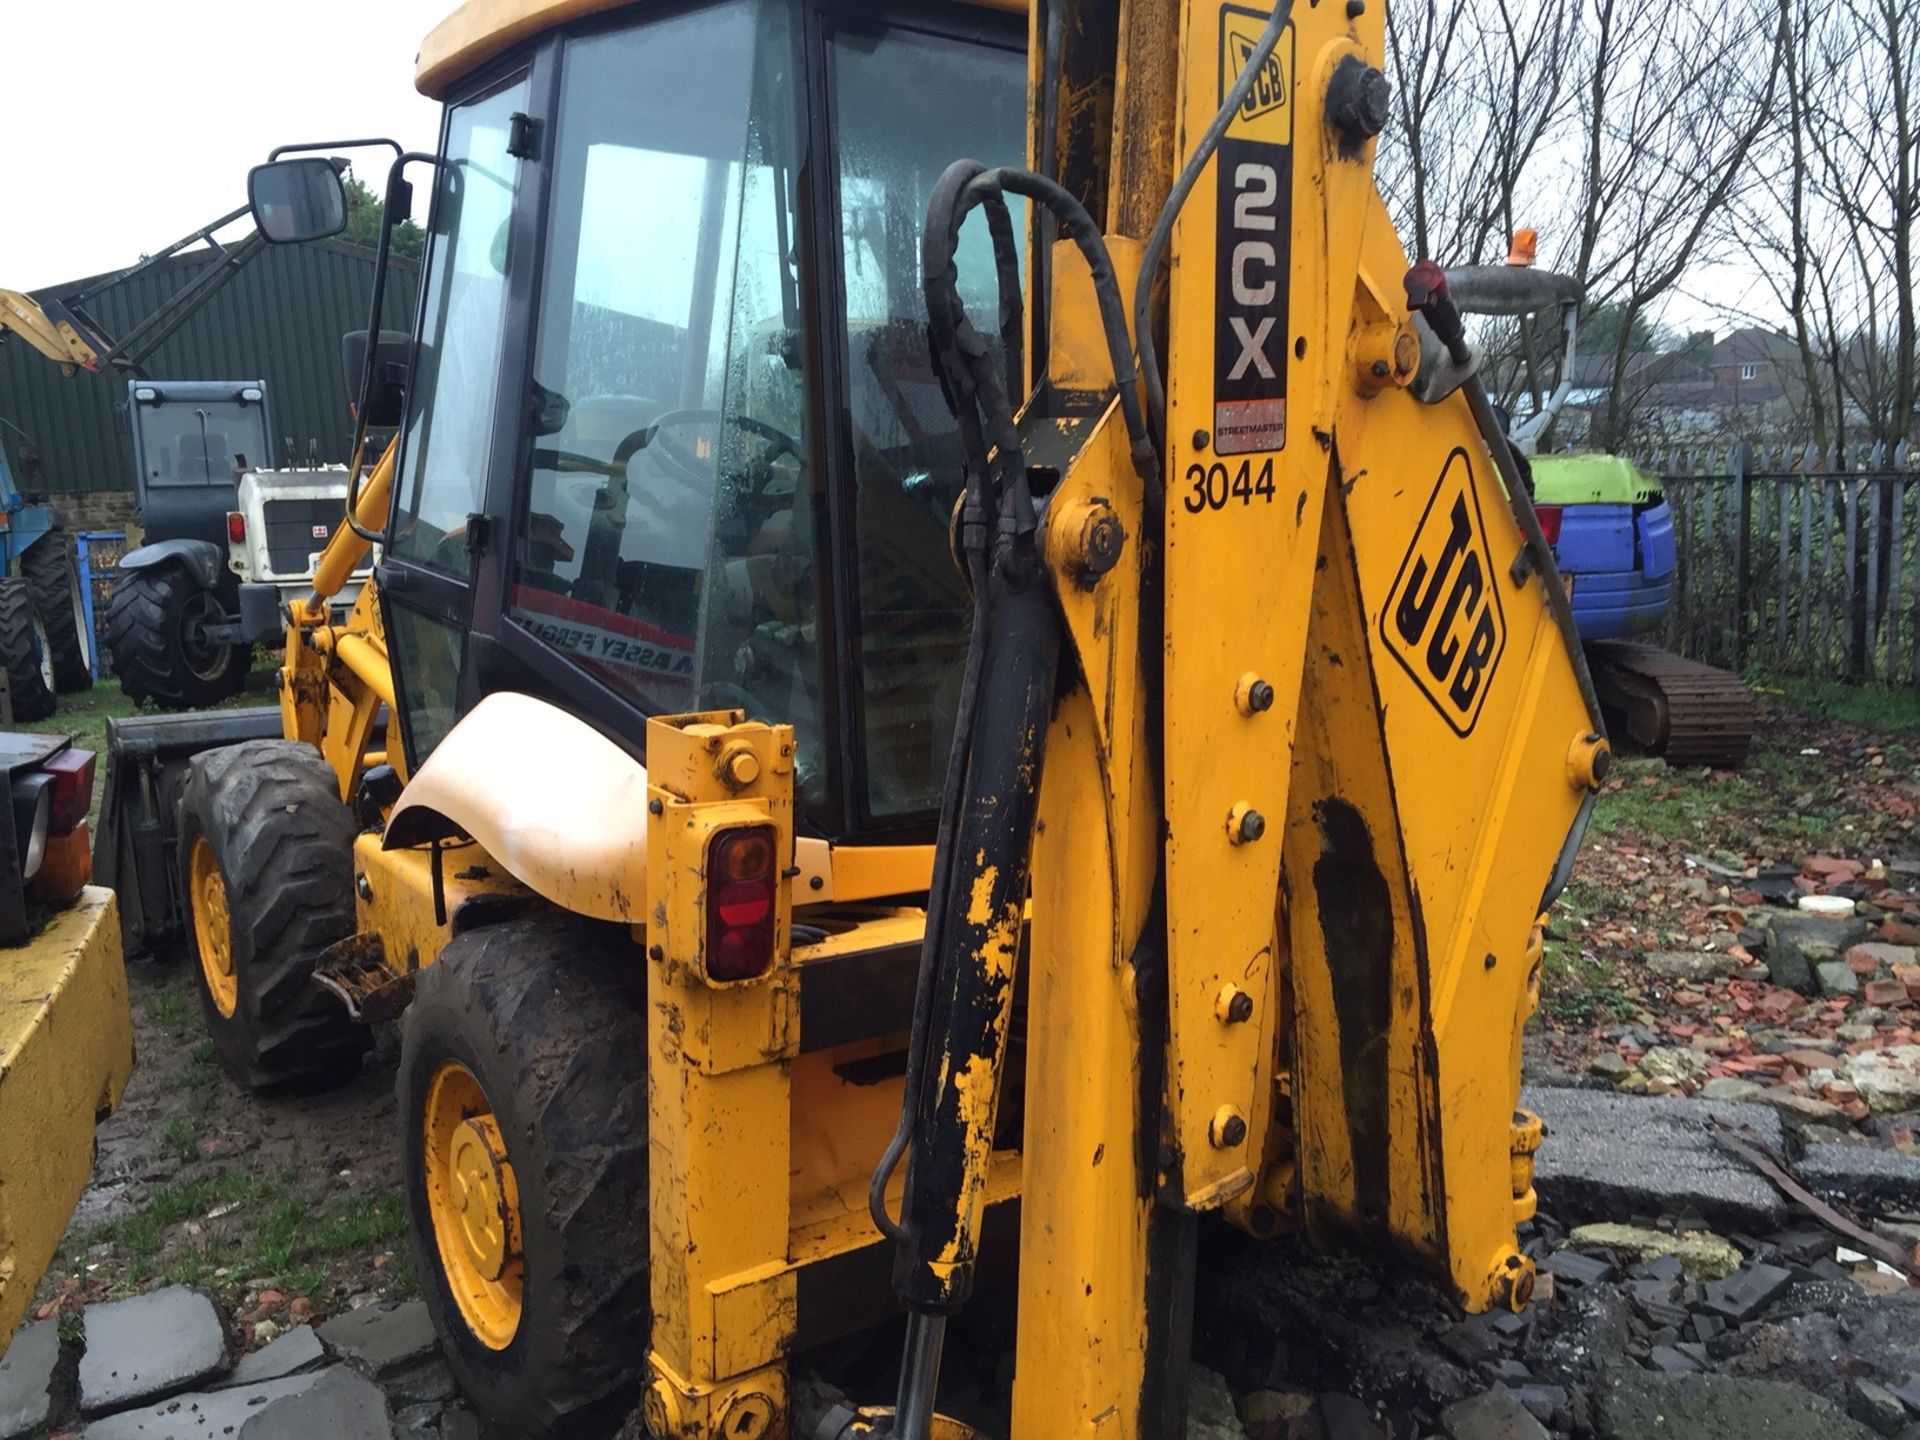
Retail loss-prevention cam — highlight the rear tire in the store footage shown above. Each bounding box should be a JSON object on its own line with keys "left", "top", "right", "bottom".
{"left": 21, "top": 526, "right": 93, "bottom": 693}
{"left": 399, "top": 917, "right": 651, "bottom": 1440}
{"left": 0, "top": 578, "right": 57, "bottom": 721}
{"left": 177, "top": 739, "right": 369, "bottom": 1089}
{"left": 105, "top": 563, "right": 249, "bottom": 710}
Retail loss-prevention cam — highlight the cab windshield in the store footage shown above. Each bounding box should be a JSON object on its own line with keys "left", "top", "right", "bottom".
{"left": 507, "top": 0, "right": 1023, "bottom": 820}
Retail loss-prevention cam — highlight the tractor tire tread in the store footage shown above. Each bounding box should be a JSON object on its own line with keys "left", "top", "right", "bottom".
{"left": 178, "top": 740, "right": 367, "bottom": 1089}
{"left": 0, "top": 578, "right": 55, "bottom": 721}
{"left": 20, "top": 525, "right": 92, "bottom": 693}
{"left": 400, "top": 917, "right": 651, "bottom": 1440}
{"left": 104, "top": 563, "right": 247, "bottom": 710}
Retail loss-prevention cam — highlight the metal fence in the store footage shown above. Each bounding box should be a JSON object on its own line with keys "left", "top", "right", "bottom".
{"left": 1641, "top": 441, "right": 1920, "bottom": 683}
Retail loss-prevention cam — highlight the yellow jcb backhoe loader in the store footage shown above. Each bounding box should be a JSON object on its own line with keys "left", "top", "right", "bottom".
{"left": 96, "top": 0, "right": 1607, "bottom": 1433}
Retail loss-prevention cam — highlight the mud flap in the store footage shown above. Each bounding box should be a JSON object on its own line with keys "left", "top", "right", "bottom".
{"left": 95, "top": 706, "right": 283, "bottom": 957}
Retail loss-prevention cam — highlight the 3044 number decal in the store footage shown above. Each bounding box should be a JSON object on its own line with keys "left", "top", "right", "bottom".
{"left": 1183, "top": 456, "right": 1278, "bottom": 513}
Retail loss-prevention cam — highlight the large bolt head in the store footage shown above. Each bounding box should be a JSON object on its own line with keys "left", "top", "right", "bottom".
{"left": 1328, "top": 57, "right": 1391, "bottom": 145}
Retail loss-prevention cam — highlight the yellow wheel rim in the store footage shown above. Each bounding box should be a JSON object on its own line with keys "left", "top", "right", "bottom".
{"left": 423, "top": 1060, "right": 524, "bottom": 1349}
{"left": 189, "top": 836, "right": 237, "bottom": 1019}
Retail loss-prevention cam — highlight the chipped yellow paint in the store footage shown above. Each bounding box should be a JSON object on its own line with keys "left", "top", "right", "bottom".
{"left": 0, "top": 889, "right": 132, "bottom": 1344}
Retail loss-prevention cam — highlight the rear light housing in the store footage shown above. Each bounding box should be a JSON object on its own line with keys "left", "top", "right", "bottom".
{"left": 706, "top": 824, "right": 777, "bottom": 982}
{"left": 43, "top": 747, "right": 95, "bottom": 834}
{"left": 227, "top": 511, "right": 247, "bottom": 545}
{"left": 1534, "top": 504, "right": 1564, "bottom": 546}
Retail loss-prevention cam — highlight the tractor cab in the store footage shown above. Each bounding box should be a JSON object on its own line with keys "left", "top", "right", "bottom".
{"left": 126, "top": 380, "right": 275, "bottom": 554}
{"left": 349, "top": 0, "right": 1027, "bottom": 837}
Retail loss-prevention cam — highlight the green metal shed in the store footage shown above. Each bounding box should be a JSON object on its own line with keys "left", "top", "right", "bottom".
{"left": 0, "top": 239, "right": 420, "bottom": 497}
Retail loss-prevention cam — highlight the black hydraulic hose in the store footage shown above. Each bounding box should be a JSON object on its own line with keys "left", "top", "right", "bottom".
{"left": 1132, "top": 0, "right": 1294, "bottom": 457}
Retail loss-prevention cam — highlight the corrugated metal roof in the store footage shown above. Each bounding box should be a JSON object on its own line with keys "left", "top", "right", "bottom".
{"left": 0, "top": 239, "right": 420, "bottom": 495}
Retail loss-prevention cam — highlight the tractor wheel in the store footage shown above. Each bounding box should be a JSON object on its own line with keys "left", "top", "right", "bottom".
{"left": 398, "top": 917, "right": 651, "bottom": 1440}
{"left": 0, "top": 578, "right": 57, "bottom": 721}
{"left": 21, "top": 526, "right": 93, "bottom": 693}
{"left": 104, "top": 563, "right": 249, "bottom": 710}
{"left": 177, "top": 739, "right": 369, "bottom": 1089}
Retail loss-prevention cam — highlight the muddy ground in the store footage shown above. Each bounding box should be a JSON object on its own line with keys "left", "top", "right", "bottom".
{"left": 20, "top": 670, "right": 1920, "bottom": 1436}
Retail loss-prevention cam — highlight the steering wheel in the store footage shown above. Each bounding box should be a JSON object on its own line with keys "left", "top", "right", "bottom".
{"left": 618, "top": 409, "right": 802, "bottom": 487}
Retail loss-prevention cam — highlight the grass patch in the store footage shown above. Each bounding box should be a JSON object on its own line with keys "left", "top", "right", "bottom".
{"left": 1540, "top": 877, "right": 1632, "bottom": 1026}
{"left": 70, "top": 1164, "right": 407, "bottom": 1295}
{"left": 161, "top": 1111, "right": 210, "bottom": 1165}
{"left": 145, "top": 983, "right": 197, "bottom": 1040}
{"left": 1591, "top": 755, "right": 1841, "bottom": 847}
{"left": 1753, "top": 672, "right": 1920, "bottom": 733}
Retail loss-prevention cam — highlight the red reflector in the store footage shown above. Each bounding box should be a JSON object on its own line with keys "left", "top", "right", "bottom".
{"left": 1534, "top": 504, "right": 1564, "bottom": 546}
{"left": 43, "top": 748, "right": 95, "bottom": 834}
{"left": 706, "top": 824, "right": 777, "bottom": 981}
{"left": 28, "top": 821, "right": 90, "bottom": 905}
{"left": 227, "top": 511, "right": 246, "bottom": 545}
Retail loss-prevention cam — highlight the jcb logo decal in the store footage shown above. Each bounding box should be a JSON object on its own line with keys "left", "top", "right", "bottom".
{"left": 1381, "top": 450, "right": 1506, "bottom": 736}
{"left": 1220, "top": 7, "right": 1293, "bottom": 144}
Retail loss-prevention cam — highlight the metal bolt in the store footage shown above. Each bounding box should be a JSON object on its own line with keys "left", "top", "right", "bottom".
{"left": 1216, "top": 983, "right": 1255, "bottom": 1025}
{"left": 1210, "top": 1106, "right": 1249, "bottom": 1149}
{"left": 649, "top": 798, "right": 664, "bottom": 816}
{"left": 1370, "top": 359, "right": 1391, "bottom": 378}
{"left": 809, "top": 875, "right": 825, "bottom": 891}
{"left": 1326, "top": 56, "right": 1392, "bottom": 148}
{"left": 720, "top": 745, "right": 761, "bottom": 790}
{"left": 1231, "top": 807, "right": 1267, "bottom": 844}
{"left": 1249, "top": 680, "right": 1274, "bottom": 712}
{"left": 355, "top": 873, "right": 372, "bottom": 901}
{"left": 1192, "top": 429, "right": 1211, "bottom": 451}
{"left": 1590, "top": 742, "right": 1613, "bottom": 784}
{"left": 1484, "top": 952, "right": 1497, "bottom": 970}
{"left": 1346, "top": 0, "right": 1366, "bottom": 15}
{"left": 649, "top": 944, "right": 664, "bottom": 961}
{"left": 1080, "top": 507, "right": 1126, "bottom": 580}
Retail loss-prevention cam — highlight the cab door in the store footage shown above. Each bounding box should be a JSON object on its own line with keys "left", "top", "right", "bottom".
{"left": 381, "top": 61, "right": 544, "bottom": 768}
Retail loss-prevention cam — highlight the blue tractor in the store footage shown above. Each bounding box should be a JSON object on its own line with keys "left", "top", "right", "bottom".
{"left": 0, "top": 443, "right": 92, "bottom": 721}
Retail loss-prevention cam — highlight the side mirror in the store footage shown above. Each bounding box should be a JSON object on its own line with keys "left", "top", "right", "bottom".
{"left": 247, "top": 158, "right": 347, "bottom": 245}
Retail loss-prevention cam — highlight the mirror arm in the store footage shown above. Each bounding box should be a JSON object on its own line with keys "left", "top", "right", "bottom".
{"left": 269, "top": 137, "right": 404, "bottom": 162}
{"left": 344, "top": 151, "right": 446, "bottom": 546}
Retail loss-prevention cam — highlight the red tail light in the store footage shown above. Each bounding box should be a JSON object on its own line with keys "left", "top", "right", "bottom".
{"left": 707, "top": 824, "right": 777, "bottom": 981}
{"left": 28, "top": 821, "right": 90, "bottom": 904}
{"left": 43, "top": 748, "right": 95, "bottom": 834}
{"left": 1534, "top": 504, "right": 1564, "bottom": 545}
{"left": 227, "top": 511, "right": 246, "bottom": 545}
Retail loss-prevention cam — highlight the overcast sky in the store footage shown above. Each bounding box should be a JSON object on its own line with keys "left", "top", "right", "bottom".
{"left": 3, "top": 0, "right": 453, "bottom": 292}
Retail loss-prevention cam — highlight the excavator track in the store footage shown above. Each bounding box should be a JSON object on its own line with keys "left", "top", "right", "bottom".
{"left": 1585, "top": 640, "right": 1755, "bottom": 769}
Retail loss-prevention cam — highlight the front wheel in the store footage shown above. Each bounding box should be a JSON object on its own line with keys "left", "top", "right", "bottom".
{"left": 0, "top": 578, "right": 57, "bottom": 721}
{"left": 399, "top": 917, "right": 651, "bottom": 1440}
{"left": 177, "top": 740, "right": 369, "bottom": 1089}
{"left": 105, "top": 563, "right": 249, "bottom": 710}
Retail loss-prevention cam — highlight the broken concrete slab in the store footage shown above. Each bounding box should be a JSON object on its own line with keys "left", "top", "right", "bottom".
{"left": 1700, "top": 1263, "right": 1794, "bottom": 1324}
{"left": 1186, "top": 1365, "right": 1247, "bottom": 1439}
{"left": 1798, "top": 1141, "right": 1920, "bottom": 1213}
{"left": 1595, "top": 1370, "right": 1877, "bottom": 1440}
{"left": 80, "top": 1285, "right": 231, "bottom": 1416}
{"left": 238, "top": 1366, "right": 391, "bottom": 1440}
{"left": 1641, "top": 1046, "right": 1710, "bottom": 1087}
{"left": 84, "top": 1372, "right": 327, "bottom": 1440}
{"left": 1565, "top": 1223, "right": 1742, "bottom": 1280}
{"left": 316, "top": 1300, "right": 437, "bottom": 1378}
{"left": 1768, "top": 914, "right": 1872, "bottom": 994}
{"left": 1700, "top": 1077, "right": 1767, "bottom": 1103}
{"left": 1645, "top": 952, "right": 1740, "bottom": 983}
{"left": 217, "top": 1325, "right": 327, "bottom": 1389}
{"left": 0, "top": 1320, "right": 59, "bottom": 1439}
{"left": 1522, "top": 1087, "right": 1790, "bottom": 1231}
{"left": 1441, "top": 1388, "right": 1550, "bottom": 1440}
{"left": 1845, "top": 1049, "right": 1920, "bottom": 1114}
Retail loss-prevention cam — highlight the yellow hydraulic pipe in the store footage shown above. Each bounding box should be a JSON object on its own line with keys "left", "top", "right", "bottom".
{"left": 321, "top": 632, "right": 397, "bottom": 712}
{"left": 305, "top": 446, "right": 395, "bottom": 614}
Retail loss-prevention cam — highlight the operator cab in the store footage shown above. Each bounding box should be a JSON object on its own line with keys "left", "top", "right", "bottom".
{"left": 372, "top": 0, "right": 1027, "bottom": 839}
